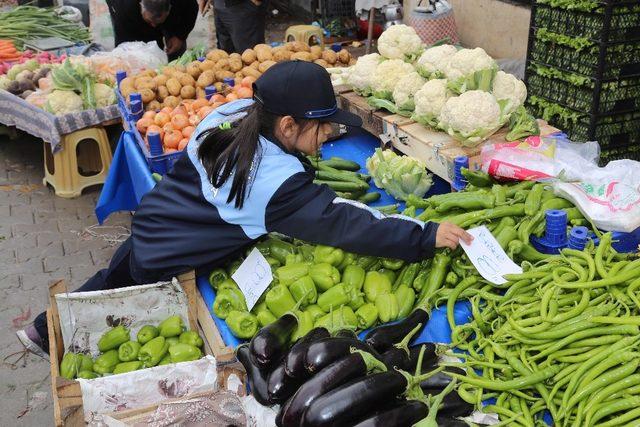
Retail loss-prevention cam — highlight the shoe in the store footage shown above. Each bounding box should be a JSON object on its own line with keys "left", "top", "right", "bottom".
{"left": 16, "top": 324, "right": 49, "bottom": 360}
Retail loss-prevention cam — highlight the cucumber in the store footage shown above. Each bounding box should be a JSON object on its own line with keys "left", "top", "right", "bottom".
{"left": 358, "top": 192, "right": 381, "bottom": 204}
{"left": 319, "top": 157, "right": 361, "bottom": 172}
{"left": 336, "top": 191, "right": 366, "bottom": 200}
{"left": 315, "top": 170, "right": 369, "bottom": 187}
{"left": 314, "top": 179, "right": 369, "bottom": 192}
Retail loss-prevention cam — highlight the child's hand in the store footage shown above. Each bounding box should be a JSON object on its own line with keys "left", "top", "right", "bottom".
{"left": 435, "top": 222, "right": 473, "bottom": 250}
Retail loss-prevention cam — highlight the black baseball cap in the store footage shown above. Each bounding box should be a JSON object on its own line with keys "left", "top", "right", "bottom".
{"left": 253, "top": 60, "right": 363, "bottom": 127}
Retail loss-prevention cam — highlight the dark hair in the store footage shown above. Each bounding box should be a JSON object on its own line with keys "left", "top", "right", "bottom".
{"left": 197, "top": 103, "right": 319, "bottom": 209}
{"left": 141, "top": 0, "right": 171, "bottom": 18}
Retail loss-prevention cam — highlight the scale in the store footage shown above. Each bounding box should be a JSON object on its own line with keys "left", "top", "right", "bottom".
{"left": 23, "top": 36, "right": 76, "bottom": 52}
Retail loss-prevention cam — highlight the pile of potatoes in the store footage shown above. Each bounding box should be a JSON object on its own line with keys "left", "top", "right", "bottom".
{"left": 120, "top": 42, "right": 355, "bottom": 110}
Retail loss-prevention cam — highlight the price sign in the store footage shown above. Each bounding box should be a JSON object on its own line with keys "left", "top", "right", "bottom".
{"left": 231, "top": 248, "right": 273, "bottom": 311}
{"left": 460, "top": 225, "right": 523, "bottom": 284}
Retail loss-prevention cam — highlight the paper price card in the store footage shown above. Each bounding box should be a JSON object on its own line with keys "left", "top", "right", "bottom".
{"left": 231, "top": 248, "right": 273, "bottom": 311}
{"left": 460, "top": 225, "right": 523, "bottom": 285}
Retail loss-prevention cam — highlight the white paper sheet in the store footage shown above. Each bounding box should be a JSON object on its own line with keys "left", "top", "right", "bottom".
{"left": 232, "top": 248, "right": 273, "bottom": 311}
{"left": 460, "top": 226, "right": 523, "bottom": 284}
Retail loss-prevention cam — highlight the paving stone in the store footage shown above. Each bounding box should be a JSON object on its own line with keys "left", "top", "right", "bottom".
{"left": 16, "top": 243, "right": 64, "bottom": 264}
{"left": 43, "top": 253, "right": 91, "bottom": 274}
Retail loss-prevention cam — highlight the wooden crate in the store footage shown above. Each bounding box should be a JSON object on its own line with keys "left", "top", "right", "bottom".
{"left": 48, "top": 271, "right": 238, "bottom": 427}
{"left": 337, "top": 91, "right": 390, "bottom": 137}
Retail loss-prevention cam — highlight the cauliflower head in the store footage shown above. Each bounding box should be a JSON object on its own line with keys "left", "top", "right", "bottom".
{"left": 438, "top": 90, "right": 506, "bottom": 146}
{"left": 347, "top": 53, "right": 383, "bottom": 96}
{"left": 492, "top": 71, "right": 527, "bottom": 114}
{"left": 45, "top": 90, "right": 84, "bottom": 115}
{"left": 370, "top": 59, "right": 414, "bottom": 100}
{"left": 377, "top": 24, "right": 423, "bottom": 61}
{"left": 415, "top": 44, "right": 457, "bottom": 79}
{"left": 443, "top": 47, "right": 498, "bottom": 94}
{"left": 94, "top": 83, "right": 116, "bottom": 108}
{"left": 392, "top": 72, "right": 426, "bottom": 113}
{"left": 412, "top": 79, "right": 451, "bottom": 127}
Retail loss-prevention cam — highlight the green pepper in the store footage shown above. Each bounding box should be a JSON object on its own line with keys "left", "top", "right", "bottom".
{"left": 169, "top": 343, "right": 202, "bottom": 363}
{"left": 94, "top": 349, "right": 120, "bottom": 374}
{"left": 363, "top": 271, "right": 392, "bottom": 303}
{"left": 314, "top": 245, "right": 345, "bottom": 266}
{"left": 525, "top": 183, "right": 545, "bottom": 217}
{"left": 394, "top": 285, "right": 415, "bottom": 319}
{"left": 382, "top": 258, "right": 404, "bottom": 270}
{"left": 461, "top": 167, "right": 494, "bottom": 187}
{"left": 265, "top": 284, "right": 296, "bottom": 317}
{"left": 80, "top": 354, "right": 93, "bottom": 372}
{"left": 208, "top": 268, "right": 229, "bottom": 289}
{"left": 355, "top": 255, "right": 377, "bottom": 270}
{"left": 179, "top": 331, "right": 204, "bottom": 348}
{"left": 166, "top": 336, "right": 180, "bottom": 347}
{"left": 113, "top": 361, "right": 142, "bottom": 374}
{"left": 305, "top": 304, "right": 326, "bottom": 322}
{"left": 309, "top": 263, "right": 341, "bottom": 292}
{"left": 505, "top": 180, "right": 535, "bottom": 197}
{"left": 492, "top": 184, "right": 507, "bottom": 205}
{"left": 77, "top": 370, "right": 99, "bottom": 379}
{"left": 342, "top": 265, "right": 365, "bottom": 291}
{"left": 217, "top": 278, "right": 240, "bottom": 292}
{"left": 285, "top": 253, "right": 305, "bottom": 265}
{"left": 213, "top": 288, "right": 247, "bottom": 319}
{"left": 289, "top": 276, "right": 318, "bottom": 306}
{"left": 396, "top": 263, "right": 419, "bottom": 291}
{"left": 377, "top": 268, "right": 396, "bottom": 285}
{"left": 291, "top": 310, "right": 314, "bottom": 341}
{"left": 317, "top": 283, "right": 350, "bottom": 312}
{"left": 137, "top": 325, "right": 159, "bottom": 345}
{"left": 226, "top": 310, "right": 259, "bottom": 339}
{"left": 139, "top": 336, "right": 169, "bottom": 367}
{"left": 412, "top": 269, "right": 429, "bottom": 292}
{"left": 275, "top": 263, "right": 310, "bottom": 286}
{"left": 60, "top": 352, "right": 83, "bottom": 379}
{"left": 434, "top": 192, "right": 495, "bottom": 213}
{"left": 266, "top": 256, "right": 281, "bottom": 269}
{"left": 255, "top": 239, "right": 271, "bottom": 256}
{"left": 252, "top": 301, "right": 277, "bottom": 327}
{"left": 402, "top": 205, "right": 417, "bottom": 218}
{"left": 496, "top": 226, "right": 519, "bottom": 250}
{"left": 417, "top": 207, "right": 438, "bottom": 222}
{"left": 118, "top": 341, "right": 141, "bottom": 362}
{"left": 337, "top": 252, "right": 356, "bottom": 271}
{"left": 419, "top": 251, "right": 450, "bottom": 302}
{"left": 376, "top": 293, "right": 399, "bottom": 323}
{"left": 268, "top": 239, "right": 297, "bottom": 264}
{"left": 445, "top": 271, "right": 459, "bottom": 287}
{"left": 314, "top": 306, "right": 357, "bottom": 330}
{"left": 348, "top": 293, "right": 366, "bottom": 310}
{"left": 158, "top": 354, "right": 173, "bottom": 366}
{"left": 158, "top": 315, "right": 184, "bottom": 338}
{"left": 97, "top": 325, "right": 130, "bottom": 352}
{"left": 356, "top": 303, "right": 378, "bottom": 329}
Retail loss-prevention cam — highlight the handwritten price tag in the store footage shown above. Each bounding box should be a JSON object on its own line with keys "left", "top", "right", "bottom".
{"left": 460, "top": 225, "right": 523, "bottom": 285}
{"left": 231, "top": 248, "right": 273, "bottom": 311}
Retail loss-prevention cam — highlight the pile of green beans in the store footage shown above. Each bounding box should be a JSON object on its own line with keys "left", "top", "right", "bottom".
{"left": 437, "top": 234, "right": 640, "bottom": 427}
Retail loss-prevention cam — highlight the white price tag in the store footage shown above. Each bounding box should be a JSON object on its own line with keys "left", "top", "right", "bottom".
{"left": 460, "top": 226, "right": 523, "bottom": 285}
{"left": 231, "top": 248, "right": 273, "bottom": 311}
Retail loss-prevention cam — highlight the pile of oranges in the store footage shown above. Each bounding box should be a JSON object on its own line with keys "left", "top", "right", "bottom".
{"left": 135, "top": 76, "right": 255, "bottom": 154}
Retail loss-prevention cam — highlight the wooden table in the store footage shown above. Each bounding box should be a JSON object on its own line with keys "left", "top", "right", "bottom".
{"left": 335, "top": 88, "right": 559, "bottom": 183}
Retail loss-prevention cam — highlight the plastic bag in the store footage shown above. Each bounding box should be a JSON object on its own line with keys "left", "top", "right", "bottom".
{"left": 553, "top": 159, "right": 640, "bottom": 232}
{"left": 89, "top": 41, "right": 168, "bottom": 76}
{"left": 481, "top": 134, "right": 600, "bottom": 181}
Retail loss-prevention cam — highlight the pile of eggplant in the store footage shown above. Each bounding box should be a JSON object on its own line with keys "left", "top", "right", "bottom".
{"left": 235, "top": 308, "right": 474, "bottom": 427}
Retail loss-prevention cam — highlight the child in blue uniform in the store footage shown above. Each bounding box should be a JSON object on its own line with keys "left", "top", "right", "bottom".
{"left": 19, "top": 61, "right": 471, "bottom": 357}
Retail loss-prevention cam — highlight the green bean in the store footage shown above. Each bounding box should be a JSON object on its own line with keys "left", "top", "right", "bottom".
{"left": 568, "top": 334, "right": 624, "bottom": 348}
{"left": 554, "top": 346, "right": 602, "bottom": 363}
{"left": 627, "top": 277, "right": 640, "bottom": 308}
{"left": 595, "top": 233, "right": 612, "bottom": 278}
{"left": 549, "top": 290, "right": 590, "bottom": 323}
{"left": 599, "top": 404, "right": 640, "bottom": 427}
{"left": 590, "top": 315, "right": 640, "bottom": 325}
{"left": 589, "top": 396, "right": 640, "bottom": 427}
{"left": 446, "top": 276, "right": 478, "bottom": 330}
{"left": 556, "top": 267, "right": 640, "bottom": 289}
{"left": 445, "top": 364, "right": 560, "bottom": 391}
{"left": 584, "top": 374, "right": 640, "bottom": 426}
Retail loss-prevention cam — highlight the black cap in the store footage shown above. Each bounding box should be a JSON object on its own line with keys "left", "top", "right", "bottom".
{"left": 253, "top": 60, "right": 363, "bottom": 127}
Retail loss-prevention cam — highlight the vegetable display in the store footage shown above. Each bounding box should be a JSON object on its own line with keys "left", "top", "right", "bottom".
{"left": 308, "top": 154, "right": 379, "bottom": 204}
{"left": 58, "top": 315, "right": 205, "bottom": 379}
{"left": 365, "top": 148, "right": 433, "bottom": 201}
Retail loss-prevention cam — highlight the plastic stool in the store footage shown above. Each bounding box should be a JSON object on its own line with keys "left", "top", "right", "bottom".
{"left": 43, "top": 127, "right": 113, "bottom": 198}
{"left": 284, "top": 25, "right": 324, "bottom": 47}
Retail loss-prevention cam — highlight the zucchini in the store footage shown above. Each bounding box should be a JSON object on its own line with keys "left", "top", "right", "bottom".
{"left": 314, "top": 179, "right": 369, "bottom": 192}
{"left": 336, "top": 191, "right": 366, "bottom": 200}
{"left": 358, "top": 192, "right": 381, "bottom": 204}
{"left": 319, "top": 157, "right": 361, "bottom": 172}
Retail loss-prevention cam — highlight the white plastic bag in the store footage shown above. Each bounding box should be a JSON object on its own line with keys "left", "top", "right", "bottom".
{"left": 89, "top": 41, "right": 168, "bottom": 75}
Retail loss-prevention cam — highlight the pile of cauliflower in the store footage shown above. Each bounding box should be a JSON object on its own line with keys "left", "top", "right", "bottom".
{"left": 345, "top": 24, "right": 535, "bottom": 146}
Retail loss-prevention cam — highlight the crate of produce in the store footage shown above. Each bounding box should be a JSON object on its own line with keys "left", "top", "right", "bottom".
{"left": 532, "top": 0, "right": 640, "bottom": 43}
{"left": 47, "top": 271, "right": 237, "bottom": 426}
{"left": 526, "top": 70, "right": 640, "bottom": 114}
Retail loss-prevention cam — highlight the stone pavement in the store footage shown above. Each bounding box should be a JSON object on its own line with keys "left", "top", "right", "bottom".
{"left": 0, "top": 129, "right": 131, "bottom": 426}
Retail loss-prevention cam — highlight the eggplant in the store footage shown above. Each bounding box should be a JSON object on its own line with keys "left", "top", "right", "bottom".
{"left": 267, "top": 360, "right": 304, "bottom": 404}
{"left": 303, "top": 371, "right": 409, "bottom": 427}
{"left": 436, "top": 417, "right": 471, "bottom": 427}
{"left": 419, "top": 366, "right": 465, "bottom": 394}
{"left": 334, "top": 329, "right": 358, "bottom": 339}
{"left": 351, "top": 400, "right": 429, "bottom": 427}
{"left": 408, "top": 342, "right": 438, "bottom": 372}
{"left": 437, "top": 390, "right": 474, "bottom": 418}
{"left": 304, "top": 337, "right": 379, "bottom": 374}
{"left": 235, "top": 344, "right": 270, "bottom": 405}
{"left": 364, "top": 308, "right": 429, "bottom": 353}
{"left": 284, "top": 327, "right": 330, "bottom": 379}
{"left": 278, "top": 351, "right": 386, "bottom": 427}
{"left": 381, "top": 347, "right": 411, "bottom": 370}
{"left": 249, "top": 312, "right": 297, "bottom": 369}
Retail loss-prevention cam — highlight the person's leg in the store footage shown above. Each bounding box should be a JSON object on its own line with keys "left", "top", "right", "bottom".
{"left": 228, "top": 1, "right": 267, "bottom": 52}
{"left": 214, "top": 8, "right": 235, "bottom": 52}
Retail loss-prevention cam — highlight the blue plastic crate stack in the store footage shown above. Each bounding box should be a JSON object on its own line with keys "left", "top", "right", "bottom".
{"left": 523, "top": 0, "right": 640, "bottom": 163}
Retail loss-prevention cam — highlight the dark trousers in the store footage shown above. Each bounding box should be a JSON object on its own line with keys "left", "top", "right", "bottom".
{"left": 34, "top": 238, "right": 139, "bottom": 348}
{"left": 214, "top": 1, "right": 267, "bottom": 53}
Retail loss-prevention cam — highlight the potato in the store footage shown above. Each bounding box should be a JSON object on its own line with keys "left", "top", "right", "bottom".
{"left": 206, "top": 49, "right": 228, "bottom": 62}
{"left": 229, "top": 57, "right": 243, "bottom": 73}
{"left": 314, "top": 59, "right": 329, "bottom": 68}
{"left": 273, "top": 49, "right": 293, "bottom": 62}
{"left": 349, "top": 58, "right": 357, "bottom": 66}
{"left": 338, "top": 49, "right": 351, "bottom": 64}
{"left": 216, "top": 58, "right": 230, "bottom": 71}
{"left": 258, "top": 60, "right": 276, "bottom": 73}
{"left": 200, "top": 59, "right": 216, "bottom": 70}
{"left": 256, "top": 49, "right": 272, "bottom": 62}
{"left": 254, "top": 43, "right": 271, "bottom": 51}
{"left": 139, "top": 88, "right": 156, "bottom": 103}
{"left": 215, "top": 70, "right": 235, "bottom": 81}
{"left": 140, "top": 69, "right": 157, "bottom": 78}
{"left": 309, "top": 45, "right": 323, "bottom": 60}
{"left": 196, "top": 70, "right": 215, "bottom": 88}
{"left": 214, "top": 82, "right": 224, "bottom": 92}
{"left": 166, "top": 78, "right": 181, "bottom": 96}
{"left": 291, "top": 51, "right": 313, "bottom": 62}
{"left": 290, "top": 41, "right": 310, "bottom": 52}
{"left": 178, "top": 73, "right": 196, "bottom": 87}
{"left": 322, "top": 50, "right": 338, "bottom": 65}
{"left": 186, "top": 62, "right": 202, "bottom": 78}
{"left": 235, "top": 71, "right": 244, "bottom": 79}
{"left": 230, "top": 52, "right": 242, "bottom": 62}
{"left": 120, "top": 76, "right": 134, "bottom": 90}
{"left": 241, "top": 49, "right": 257, "bottom": 65}
{"left": 241, "top": 66, "right": 262, "bottom": 80}
{"left": 196, "top": 87, "right": 206, "bottom": 99}
{"left": 146, "top": 100, "right": 162, "bottom": 111}
{"left": 153, "top": 74, "right": 168, "bottom": 86}
{"left": 135, "top": 76, "right": 156, "bottom": 90}
{"left": 174, "top": 64, "right": 186, "bottom": 73}
{"left": 162, "top": 66, "right": 177, "bottom": 77}
{"left": 249, "top": 60, "right": 260, "bottom": 70}
{"left": 121, "top": 87, "right": 134, "bottom": 101}
{"left": 164, "top": 95, "right": 180, "bottom": 108}
{"left": 180, "top": 85, "right": 196, "bottom": 99}
{"left": 156, "top": 85, "right": 169, "bottom": 100}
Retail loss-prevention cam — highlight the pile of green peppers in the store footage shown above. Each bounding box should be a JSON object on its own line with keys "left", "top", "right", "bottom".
{"left": 60, "top": 315, "right": 206, "bottom": 380}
